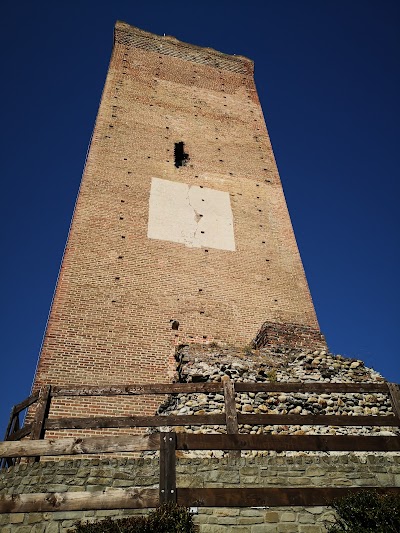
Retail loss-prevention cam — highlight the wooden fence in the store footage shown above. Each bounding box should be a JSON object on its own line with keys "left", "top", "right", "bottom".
{"left": 1, "top": 379, "right": 400, "bottom": 513}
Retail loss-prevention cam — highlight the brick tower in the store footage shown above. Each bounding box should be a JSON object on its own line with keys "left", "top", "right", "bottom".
{"left": 32, "top": 22, "right": 325, "bottom": 420}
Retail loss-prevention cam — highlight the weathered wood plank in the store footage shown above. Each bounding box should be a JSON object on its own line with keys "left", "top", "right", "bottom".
{"left": 237, "top": 414, "right": 400, "bottom": 427}
{"left": 177, "top": 433, "right": 400, "bottom": 452}
{"left": 13, "top": 392, "right": 40, "bottom": 414}
{"left": 178, "top": 487, "right": 400, "bottom": 507}
{"left": 30, "top": 385, "right": 51, "bottom": 441}
{"left": 222, "top": 376, "right": 240, "bottom": 458}
{"left": 223, "top": 377, "right": 238, "bottom": 435}
{"left": 234, "top": 382, "right": 390, "bottom": 393}
{"left": 159, "top": 432, "right": 176, "bottom": 504}
{"left": 45, "top": 413, "right": 225, "bottom": 430}
{"left": 6, "top": 425, "right": 32, "bottom": 442}
{"left": 52, "top": 382, "right": 223, "bottom": 397}
{"left": 0, "top": 488, "right": 159, "bottom": 513}
{"left": 1, "top": 409, "right": 17, "bottom": 469}
{"left": 2, "top": 407, "right": 16, "bottom": 442}
{"left": 30, "top": 385, "right": 52, "bottom": 463}
{"left": 0, "top": 434, "right": 160, "bottom": 458}
{"left": 5, "top": 414, "right": 20, "bottom": 444}
{"left": 388, "top": 383, "right": 400, "bottom": 419}
{"left": 51, "top": 382, "right": 391, "bottom": 397}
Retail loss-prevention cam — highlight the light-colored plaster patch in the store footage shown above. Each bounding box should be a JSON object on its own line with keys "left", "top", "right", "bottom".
{"left": 148, "top": 177, "right": 235, "bottom": 251}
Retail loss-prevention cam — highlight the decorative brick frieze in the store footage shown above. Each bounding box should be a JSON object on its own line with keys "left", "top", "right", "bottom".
{"left": 114, "top": 22, "right": 253, "bottom": 74}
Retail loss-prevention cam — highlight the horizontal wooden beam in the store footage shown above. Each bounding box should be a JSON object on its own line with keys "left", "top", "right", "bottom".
{"left": 0, "top": 434, "right": 160, "bottom": 458}
{"left": 13, "top": 392, "right": 39, "bottom": 414}
{"left": 178, "top": 487, "right": 400, "bottom": 507}
{"left": 237, "top": 414, "right": 400, "bottom": 427}
{"left": 177, "top": 433, "right": 400, "bottom": 452}
{"left": 0, "top": 488, "right": 159, "bottom": 513}
{"left": 52, "top": 382, "right": 223, "bottom": 397}
{"left": 2, "top": 487, "right": 400, "bottom": 513}
{"left": 45, "top": 414, "right": 225, "bottom": 430}
{"left": 234, "top": 382, "right": 390, "bottom": 393}
{"left": 24, "top": 381, "right": 396, "bottom": 400}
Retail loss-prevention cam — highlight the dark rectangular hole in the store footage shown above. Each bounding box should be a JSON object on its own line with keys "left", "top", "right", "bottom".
{"left": 174, "top": 141, "right": 189, "bottom": 168}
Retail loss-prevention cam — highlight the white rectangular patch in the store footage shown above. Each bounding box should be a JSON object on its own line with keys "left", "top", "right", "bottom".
{"left": 148, "top": 178, "right": 235, "bottom": 251}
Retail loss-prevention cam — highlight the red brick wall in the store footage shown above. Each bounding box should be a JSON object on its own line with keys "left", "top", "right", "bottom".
{"left": 253, "top": 321, "right": 327, "bottom": 351}
{"left": 32, "top": 22, "right": 324, "bottom": 421}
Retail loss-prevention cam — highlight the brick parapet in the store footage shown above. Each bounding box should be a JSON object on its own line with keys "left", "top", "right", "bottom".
{"left": 114, "top": 22, "right": 254, "bottom": 74}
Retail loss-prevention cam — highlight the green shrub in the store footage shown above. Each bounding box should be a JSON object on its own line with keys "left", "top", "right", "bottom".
{"left": 266, "top": 369, "right": 277, "bottom": 382}
{"left": 242, "top": 344, "right": 253, "bottom": 357}
{"left": 70, "top": 502, "right": 196, "bottom": 532}
{"left": 326, "top": 490, "right": 400, "bottom": 533}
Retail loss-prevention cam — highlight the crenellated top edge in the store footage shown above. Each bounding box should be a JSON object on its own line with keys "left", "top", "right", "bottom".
{"left": 114, "top": 21, "right": 254, "bottom": 75}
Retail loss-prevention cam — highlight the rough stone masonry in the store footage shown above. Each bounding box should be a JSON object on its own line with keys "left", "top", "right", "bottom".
{"left": 1, "top": 455, "right": 400, "bottom": 532}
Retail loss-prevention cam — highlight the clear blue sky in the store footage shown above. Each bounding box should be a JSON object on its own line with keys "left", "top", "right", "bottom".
{"left": 0, "top": 1, "right": 399, "bottom": 434}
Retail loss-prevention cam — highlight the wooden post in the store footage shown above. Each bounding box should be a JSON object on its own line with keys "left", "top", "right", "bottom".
{"left": 222, "top": 376, "right": 240, "bottom": 458}
{"left": 3, "top": 407, "right": 16, "bottom": 442}
{"left": 159, "top": 432, "right": 176, "bottom": 504}
{"left": 30, "top": 385, "right": 51, "bottom": 463}
{"left": 388, "top": 383, "right": 400, "bottom": 421}
{"left": 31, "top": 386, "right": 51, "bottom": 441}
{"left": 0, "top": 408, "right": 17, "bottom": 469}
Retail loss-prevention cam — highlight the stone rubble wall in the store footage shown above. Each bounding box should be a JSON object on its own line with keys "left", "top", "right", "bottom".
{"left": 1, "top": 455, "right": 400, "bottom": 532}
{"left": 157, "top": 344, "right": 398, "bottom": 444}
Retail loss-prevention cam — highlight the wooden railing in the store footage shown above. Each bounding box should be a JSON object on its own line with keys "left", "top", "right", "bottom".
{"left": 1, "top": 379, "right": 400, "bottom": 513}
{"left": 3, "top": 380, "right": 400, "bottom": 442}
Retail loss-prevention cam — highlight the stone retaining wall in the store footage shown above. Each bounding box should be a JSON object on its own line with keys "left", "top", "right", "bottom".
{"left": 1, "top": 455, "right": 399, "bottom": 532}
